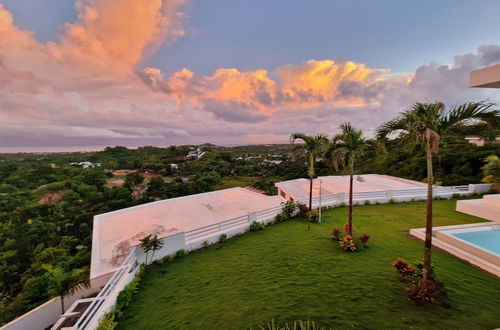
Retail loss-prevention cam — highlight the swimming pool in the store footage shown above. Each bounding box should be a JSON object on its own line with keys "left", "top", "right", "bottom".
{"left": 452, "top": 228, "right": 500, "bottom": 255}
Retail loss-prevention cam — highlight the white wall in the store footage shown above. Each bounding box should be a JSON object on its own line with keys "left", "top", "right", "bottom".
{"left": 0, "top": 286, "right": 97, "bottom": 330}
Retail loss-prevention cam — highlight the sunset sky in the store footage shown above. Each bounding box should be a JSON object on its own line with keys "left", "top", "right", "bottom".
{"left": 1, "top": 0, "right": 500, "bottom": 150}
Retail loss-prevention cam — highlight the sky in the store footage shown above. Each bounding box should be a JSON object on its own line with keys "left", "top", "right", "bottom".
{"left": 1, "top": 0, "right": 500, "bottom": 151}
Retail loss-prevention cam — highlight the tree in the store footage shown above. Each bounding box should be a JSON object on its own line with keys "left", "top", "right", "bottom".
{"left": 329, "top": 123, "right": 367, "bottom": 236}
{"left": 124, "top": 173, "right": 144, "bottom": 189}
{"left": 289, "top": 133, "right": 329, "bottom": 210}
{"left": 149, "top": 235, "right": 164, "bottom": 264}
{"left": 377, "top": 101, "right": 499, "bottom": 285}
{"left": 139, "top": 234, "right": 164, "bottom": 264}
{"left": 42, "top": 265, "right": 89, "bottom": 313}
{"left": 482, "top": 155, "right": 500, "bottom": 191}
{"left": 139, "top": 235, "right": 152, "bottom": 264}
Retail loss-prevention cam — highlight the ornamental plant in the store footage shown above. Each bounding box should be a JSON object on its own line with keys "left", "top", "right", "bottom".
{"left": 331, "top": 227, "right": 341, "bottom": 241}
{"left": 307, "top": 209, "right": 319, "bottom": 223}
{"left": 339, "top": 235, "right": 358, "bottom": 252}
{"left": 392, "top": 257, "right": 415, "bottom": 278}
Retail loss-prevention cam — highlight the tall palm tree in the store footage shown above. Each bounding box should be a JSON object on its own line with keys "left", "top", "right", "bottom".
{"left": 329, "top": 123, "right": 367, "bottom": 236}
{"left": 43, "top": 265, "right": 89, "bottom": 313}
{"left": 377, "top": 101, "right": 499, "bottom": 285}
{"left": 290, "top": 133, "right": 329, "bottom": 210}
{"left": 139, "top": 234, "right": 153, "bottom": 264}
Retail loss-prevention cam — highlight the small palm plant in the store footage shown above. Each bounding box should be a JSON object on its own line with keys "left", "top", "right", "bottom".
{"left": 139, "top": 234, "right": 152, "bottom": 264}
{"left": 290, "top": 133, "right": 329, "bottom": 210}
{"left": 43, "top": 265, "right": 89, "bottom": 313}
{"left": 149, "top": 235, "right": 164, "bottom": 264}
{"left": 377, "top": 101, "right": 499, "bottom": 286}
{"left": 328, "top": 123, "right": 367, "bottom": 236}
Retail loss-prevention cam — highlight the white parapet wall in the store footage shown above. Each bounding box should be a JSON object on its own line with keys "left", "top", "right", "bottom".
{"left": 0, "top": 286, "right": 98, "bottom": 330}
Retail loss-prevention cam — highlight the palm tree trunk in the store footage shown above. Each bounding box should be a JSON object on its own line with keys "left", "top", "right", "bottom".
{"left": 150, "top": 250, "right": 156, "bottom": 265}
{"left": 348, "top": 172, "right": 353, "bottom": 236}
{"left": 422, "top": 146, "right": 434, "bottom": 284}
{"left": 309, "top": 176, "right": 313, "bottom": 211}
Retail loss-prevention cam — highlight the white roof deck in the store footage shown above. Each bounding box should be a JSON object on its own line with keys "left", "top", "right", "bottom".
{"left": 275, "top": 174, "right": 427, "bottom": 201}
{"left": 91, "top": 188, "right": 281, "bottom": 280}
{"left": 469, "top": 63, "right": 500, "bottom": 88}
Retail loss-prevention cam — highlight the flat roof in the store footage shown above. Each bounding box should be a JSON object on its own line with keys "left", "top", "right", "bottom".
{"left": 275, "top": 174, "right": 427, "bottom": 201}
{"left": 91, "top": 188, "right": 281, "bottom": 279}
{"left": 469, "top": 64, "right": 500, "bottom": 88}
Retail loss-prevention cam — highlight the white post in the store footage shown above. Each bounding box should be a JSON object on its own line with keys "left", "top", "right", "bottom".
{"left": 319, "top": 178, "right": 322, "bottom": 223}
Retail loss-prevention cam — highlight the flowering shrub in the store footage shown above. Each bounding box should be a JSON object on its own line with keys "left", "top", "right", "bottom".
{"left": 281, "top": 200, "right": 298, "bottom": 219}
{"left": 331, "top": 227, "right": 341, "bottom": 241}
{"left": 406, "top": 279, "right": 447, "bottom": 304}
{"left": 342, "top": 223, "right": 352, "bottom": 234}
{"left": 297, "top": 203, "right": 309, "bottom": 216}
{"left": 392, "top": 258, "right": 415, "bottom": 278}
{"left": 339, "top": 235, "right": 358, "bottom": 252}
{"left": 307, "top": 210, "right": 319, "bottom": 223}
{"left": 219, "top": 234, "right": 227, "bottom": 243}
{"left": 359, "top": 233, "right": 370, "bottom": 246}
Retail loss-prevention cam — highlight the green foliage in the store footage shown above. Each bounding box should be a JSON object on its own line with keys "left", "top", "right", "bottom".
{"left": 388, "top": 198, "right": 396, "bottom": 204}
{"left": 482, "top": 155, "right": 500, "bottom": 186}
{"left": 364, "top": 200, "right": 371, "bottom": 205}
{"left": 124, "top": 173, "right": 144, "bottom": 189}
{"left": 250, "top": 221, "right": 265, "bottom": 232}
{"left": 219, "top": 234, "right": 228, "bottom": 244}
{"left": 307, "top": 210, "right": 319, "bottom": 223}
{"left": 176, "top": 249, "right": 187, "bottom": 258}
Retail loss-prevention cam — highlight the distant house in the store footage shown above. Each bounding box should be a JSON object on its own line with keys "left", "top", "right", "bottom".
{"left": 465, "top": 136, "right": 500, "bottom": 146}
{"left": 170, "top": 163, "right": 179, "bottom": 169}
{"left": 187, "top": 147, "right": 205, "bottom": 159}
{"left": 70, "top": 161, "right": 101, "bottom": 169}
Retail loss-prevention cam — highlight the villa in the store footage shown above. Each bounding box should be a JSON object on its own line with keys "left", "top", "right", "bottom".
{"left": 90, "top": 187, "right": 282, "bottom": 287}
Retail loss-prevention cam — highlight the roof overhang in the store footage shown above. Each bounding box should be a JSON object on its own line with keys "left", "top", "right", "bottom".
{"left": 469, "top": 64, "right": 500, "bottom": 88}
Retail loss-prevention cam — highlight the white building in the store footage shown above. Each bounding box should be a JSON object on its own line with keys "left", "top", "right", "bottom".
{"left": 469, "top": 63, "right": 500, "bottom": 88}
{"left": 90, "top": 187, "right": 281, "bottom": 286}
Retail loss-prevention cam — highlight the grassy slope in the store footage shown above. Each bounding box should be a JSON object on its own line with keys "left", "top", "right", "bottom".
{"left": 117, "top": 200, "right": 500, "bottom": 330}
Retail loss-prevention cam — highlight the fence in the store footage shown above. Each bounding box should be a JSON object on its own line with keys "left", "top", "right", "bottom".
{"left": 8, "top": 184, "right": 483, "bottom": 330}
{"left": 299, "top": 185, "right": 473, "bottom": 209}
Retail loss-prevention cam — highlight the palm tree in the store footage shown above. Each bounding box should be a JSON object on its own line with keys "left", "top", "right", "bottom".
{"left": 43, "top": 265, "right": 89, "bottom": 313}
{"left": 149, "top": 235, "right": 164, "bottom": 264}
{"left": 290, "top": 133, "right": 329, "bottom": 210}
{"left": 377, "top": 101, "right": 499, "bottom": 285}
{"left": 328, "top": 123, "right": 367, "bottom": 236}
{"left": 139, "top": 234, "right": 152, "bottom": 264}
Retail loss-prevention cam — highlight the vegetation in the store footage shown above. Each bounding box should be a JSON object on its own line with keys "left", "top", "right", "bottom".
{"left": 377, "top": 101, "right": 499, "bottom": 288}
{"left": 115, "top": 201, "right": 499, "bottom": 329}
{"left": 482, "top": 155, "right": 500, "bottom": 191}
{"left": 329, "top": 123, "right": 368, "bottom": 236}
{"left": 290, "top": 133, "right": 329, "bottom": 210}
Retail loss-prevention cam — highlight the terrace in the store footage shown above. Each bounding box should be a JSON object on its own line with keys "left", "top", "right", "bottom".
{"left": 115, "top": 201, "right": 499, "bottom": 329}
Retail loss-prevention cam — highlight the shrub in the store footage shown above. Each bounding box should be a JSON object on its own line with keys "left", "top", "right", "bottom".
{"left": 342, "top": 223, "right": 352, "bottom": 234}
{"left": 219, "top": 234, "right": 227, "bottom": 243}
{"left": 339, "top": 235, "right": 358, "bottom": 252}
{"left": 359, "top": 233, "right": 370, "bottom": 244}
{"left": 364, "top": 200, "right": 371, "bottom": 206}
{"left": 250, "top": 221, "right": 264, "bottom": 232}
{"left": 176, "top": 249, "right": 187, "bottom": 257}
{"left": 410, "top": 198, "right": 416, "bottom": 202}
{"left": 281, "top": 200, "right": 298, "bottom": 219}
{"left": 202, "top": 240, "right": 210, "bottom": 248}
{"left": 388, "top": 198, "right": 396, "bottom": 204}
{"left": 307, "top": 210, "right": 319, "bottom": 223}
{"left": 406, "top": 279, "right": 447, "bottom": 305}
{"left": 275, "top": 213, "right": 288, "bottom": 223}
{"left": 297, "top": 203, "right": 309, "bottom": 216}
{"left": 451, "top": 193, "right": 461, "bottom": 199}
{"left": 331, "top": 227, "right": 341, "bottom": 241}
{"left": 96, "top": 313, "right": 117, "bottom": 330}
{"left": 340, "top": 202, "right": 347, "bottom": 207}
{"left": 113, "top": 265, "right": 145, "bottom": 319}
{"left": 433, "top": 196, "right": 443, "bottom": 201}
{"left": 392, "top": 258, "right": 415, "bottom": 278}
{"left": 161, "top": 255, "right": 174, "bottom": 263}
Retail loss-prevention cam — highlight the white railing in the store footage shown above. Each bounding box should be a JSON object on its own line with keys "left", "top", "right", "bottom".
{"left": 298, "top": 185, "right": 472, "bottom": 209}
{"left": 72, "top": 248, "right": 139, "bottom": 330}
{"left": 255, "top": 205, "right": 282, "bottom": 222}
{"left": 185, "top": 214, "right": 248, "bottom": 241}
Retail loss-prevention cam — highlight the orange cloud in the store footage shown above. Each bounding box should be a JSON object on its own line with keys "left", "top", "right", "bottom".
{"left": 139, "top": 59, "right": 408, "bottom": 113}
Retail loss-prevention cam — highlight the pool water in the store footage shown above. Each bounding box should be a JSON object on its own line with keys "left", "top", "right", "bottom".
{"left": 453, "top": 229, "right": 500, "bottom": 255}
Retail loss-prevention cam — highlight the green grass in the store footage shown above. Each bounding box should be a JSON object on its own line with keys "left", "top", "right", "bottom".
{"left": 117, "top": 200, "right": 500, "bottom": 329}
{"left": 214, "top": 176, "right": 260, "bottom": 190}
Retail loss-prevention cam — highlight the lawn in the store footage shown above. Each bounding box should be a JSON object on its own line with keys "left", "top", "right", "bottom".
{"left": 117, "top": 200, "right": 500, "bottom": 329}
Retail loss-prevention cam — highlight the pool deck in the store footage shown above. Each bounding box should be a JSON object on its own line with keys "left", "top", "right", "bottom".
{"left": 409, "top": 223, "right": 500, "bottom": 277}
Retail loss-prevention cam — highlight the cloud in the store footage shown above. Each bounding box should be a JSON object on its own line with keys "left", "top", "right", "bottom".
{"left": 1, "top": 1, "right": 500, "bottom": 149}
